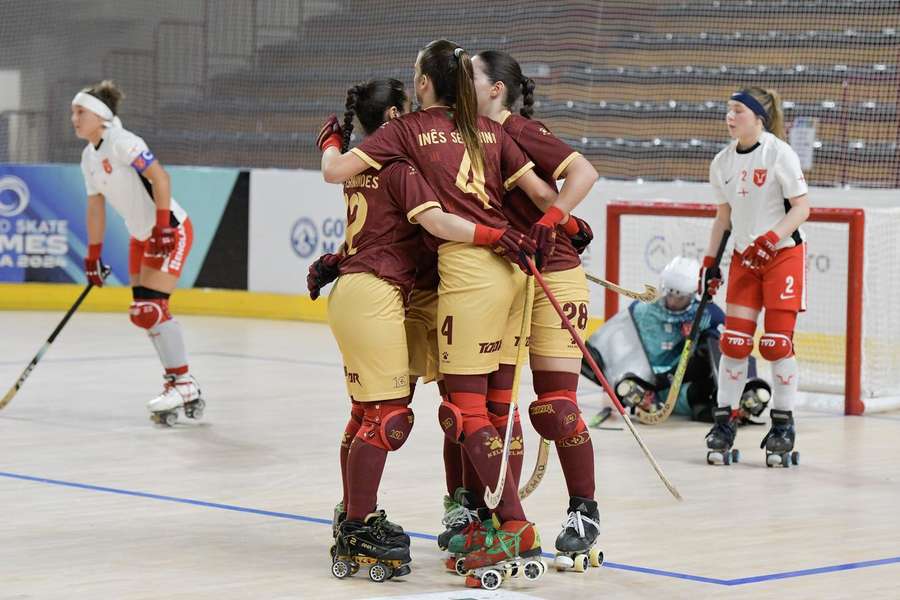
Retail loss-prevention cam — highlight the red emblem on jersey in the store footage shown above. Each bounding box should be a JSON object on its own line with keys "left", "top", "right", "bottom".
{"left": 102, "top": 158, "right": 112, "bottom": 174}
{"left": 753, "top": 168, "right": 767, "bottom": 187}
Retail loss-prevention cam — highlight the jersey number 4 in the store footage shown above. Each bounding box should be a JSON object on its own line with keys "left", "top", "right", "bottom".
{"left": 344, "top": 192, "right": 369, "bottom": 256}
{"left": 455, "top": 150, "right": 489, "bottom": 208}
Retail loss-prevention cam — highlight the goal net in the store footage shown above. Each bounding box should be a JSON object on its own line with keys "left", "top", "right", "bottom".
{"left": 605, "top": 201, "right": 900, "bottom": 414}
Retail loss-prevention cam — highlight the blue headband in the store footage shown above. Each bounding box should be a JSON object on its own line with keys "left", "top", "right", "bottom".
{"left": 731, "top": 91, "right": 769, "bottom": 128}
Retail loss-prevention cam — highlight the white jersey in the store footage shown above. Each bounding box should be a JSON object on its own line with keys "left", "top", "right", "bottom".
{"left": 80, "top": 126, "right": 187, "bottom": 241}
{"left": 709, "top": 131, "right": 808, "bottom": 253}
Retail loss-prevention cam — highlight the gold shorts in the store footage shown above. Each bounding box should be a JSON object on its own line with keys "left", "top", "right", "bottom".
{"left": 327, "top": 272, "right": 410, "bottom": 402}
{"left": 437, "top": 243, "right": 526, "bottom": 375}
{"left": 525, "top": 266, "right": 590, "bottom": 359}
{"left": 405, "top": 287, "right": 439, "bottom": 384}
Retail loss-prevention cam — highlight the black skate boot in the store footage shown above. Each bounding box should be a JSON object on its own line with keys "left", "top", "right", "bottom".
{"left": 437, "top": 487, "right": 480, "bottom": 551}
{"left": 331, "top": 514, "right": 412, "bottom": 582}
{"left": 761, "top": 409, "right": 799, "bottom": 468}
{"left": 706, "top": 406, "right": 739, "bottom": 465}
{"left": 329, "top": 502, "right": 346, "bottom": 559}
{"left": 368, "top": 508, "right": 410, "bottom": 545}
{"left": 554, "top": 496, "right": 603, "bottom": 572}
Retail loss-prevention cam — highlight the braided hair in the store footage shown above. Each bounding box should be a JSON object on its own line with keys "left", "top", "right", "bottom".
{"left": 475, "top": 50, "right": 536, "bottom": 119}
{"left": 341, "top": 79, "right": 407, "bottom": 152}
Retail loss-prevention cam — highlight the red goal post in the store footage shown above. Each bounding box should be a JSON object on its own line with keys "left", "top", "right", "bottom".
{"left": 604, "top": 201, "right": 865, "bottom": 416}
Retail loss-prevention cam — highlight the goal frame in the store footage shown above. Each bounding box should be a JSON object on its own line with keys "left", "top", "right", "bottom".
{"left": 605, "top": 201, "right": 866, "bottom": 415}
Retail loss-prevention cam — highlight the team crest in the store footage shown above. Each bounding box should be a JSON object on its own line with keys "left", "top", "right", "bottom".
{"left": 753, "top": 168, "right": 767, "bottom": 187}
{"left": 102, "top": 158, "right": 112, "bottom": 174}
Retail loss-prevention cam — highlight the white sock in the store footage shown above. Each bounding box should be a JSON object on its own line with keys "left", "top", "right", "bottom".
{"left": 717, "top": 355, "right": 749, "bottom": 409}
{"left": 771, "top": 356, "right": 798, "bottom": 411}
{"left": 149, "top": 319, "right": 189, "bottom": 372}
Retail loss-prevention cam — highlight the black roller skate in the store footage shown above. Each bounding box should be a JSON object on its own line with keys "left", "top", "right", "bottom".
{"left": 331, "top": 514, "right": 412, "bottom": 582}
{"left": 615, "top": 374, "right": 656, "bottom": 412}
{"left": 706, "top": 406, "right": 740, "bottom": 465}
{"left": 554, "top": 496, "right": 603, "bottom": 573}
{"left": 761, "top": 409, "right": 799, "bottom": 468}
{"left": 330, "top": 503, "right": 408, "bottom": 559}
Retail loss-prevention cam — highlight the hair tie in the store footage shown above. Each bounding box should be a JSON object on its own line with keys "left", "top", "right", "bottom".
{"left": 454, "top": 47, "right": 465, "bottom": 59}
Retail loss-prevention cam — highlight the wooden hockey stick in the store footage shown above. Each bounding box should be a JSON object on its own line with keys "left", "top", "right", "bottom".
{"left": 585, "top": 272, "right": 659, "bottom": 303}
{"left": 518, "top": 436, "right": 550, "bottom": 500}
{"left": 528, "top": 258, "right": 682, "bottom": 501}
{"left": 638, "top": 230, "right": 731, "bottom": 425}
{"left": 485, "top": 275, "right": 535, "bottom": 509}
{"left": 0, "top": 270, "right": 107, "bottom": 411}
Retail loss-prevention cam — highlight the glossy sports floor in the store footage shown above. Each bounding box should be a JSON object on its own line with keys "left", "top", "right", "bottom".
{"left": 2, "top": 311, "right": 899, "bottom": 599}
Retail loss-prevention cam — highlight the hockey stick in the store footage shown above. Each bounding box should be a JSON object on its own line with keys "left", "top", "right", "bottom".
{"left": 527, "top": 258, "right": 682, "bottom": 501}
{"left": 637, "top": 230, "right": 731, "bottom": 425}
{"left": 485, "top": 275, "right": 534, "bottom": 509}
{"left": 585, "top": 272, "right": 659, "bottom": 303}
{"left": 0, "top": 269, "right": 108, "bottom": 411}
{"left": 518, "top": 436, "right": 550, "bottom": 500}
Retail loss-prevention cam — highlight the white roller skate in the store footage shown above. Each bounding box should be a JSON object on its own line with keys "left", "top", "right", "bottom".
{"left": 148, "top": 374, "right": 204, "bottom": 426}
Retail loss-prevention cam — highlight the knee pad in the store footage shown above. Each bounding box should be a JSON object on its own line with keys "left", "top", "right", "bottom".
{"left": 556, "top": 416, "right": 591, "bottom": 448}
{"left": 528, "top": 395, "right": 581, "bottom": 441}
{"left": 356, "top": 402, "right": 414, "bottom": 451}
{"left": 719, "top": 316, "right": 756, "bottom": 359}
{"left": 129, "top": 299, "right": 171, "bottom": 330}
{"left": 441, "top": 392, "right": 493, "bottom": 441}
{"left": 342, "top": 402, "right": 365, "bottom": 449}
{"left": 759, "top": 333, "right": 793, "bottom": 361}
{"left": 438, "top": 400, "right": 464, "bottom": 442}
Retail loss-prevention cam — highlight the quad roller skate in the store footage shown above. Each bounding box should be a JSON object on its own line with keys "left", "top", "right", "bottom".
{"left": 148, "top": 374, "right": 204, "bottom": 426}
{"left": 615, "top": 374, "right": 656, "bottom": 412}
{"left": 554, "top": 496, "right": 603, "bottom": 573}
{"left": 330, "top": 503, "right": 409, "bottom": 559}
{"left": 462, "top": 520, "right": 545, "bottom": 590}
{"left": 331, "top": 514, "right": 411, "bottom": 582}
{"left": 706, "top": 406, "right": 740, "bottom": 465}
{"left": 761, "top": 409, "right": 799, "bottom": 468}
{"left": 445, "top": 508, "right": 493, "bottom": 576}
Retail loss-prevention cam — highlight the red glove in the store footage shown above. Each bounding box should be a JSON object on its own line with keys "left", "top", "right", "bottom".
{"left": 529, "top": 206, "right": 565, "bottom": 270}
{"left": 741, "top": 230, "right": 780, "bottom": 271}
{"left": 474, "top": 224, "right": 537, "bottom": 273}
{"left": 698, "top": 255, "right": 722, "bottom": 297}
{"left": 307, "top": 252, "right": 342, "bottom": 300}
{"left": 316, "top": 114, "right": 344, "bottom": 153}
{"left": 84, "top": 243, "right": 108, "bottom": 287}
{"left": 147, "top": 209, "right": 176, "bottom": 257}
{"left": 563, "top": 215, "right": 593, "bottom": 254}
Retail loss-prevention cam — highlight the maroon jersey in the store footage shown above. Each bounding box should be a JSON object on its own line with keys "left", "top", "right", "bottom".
{"left": 501, "top": 112, "right": 583, "bottom": 273}
{"left": 338, "top": 160, "right": 441, "bottom": 299}
{"left": 350, "top": 107, "right": 534, "bottom": 231}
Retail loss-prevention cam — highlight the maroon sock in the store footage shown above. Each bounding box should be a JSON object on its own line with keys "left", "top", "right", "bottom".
{"left": 461, "top": 445, "right": 485, "bottom": 505}
{"left": 461, "top": 425, "right": 525, "bottom": 522}
{"left": 533, "top": 370, "right": 596, "bottom": 499}
{"left": 487, "top": 364, "right": 523, "bottom": 486}
{"left": 346, "top": 437, "right": 388, "bottom": 521}
{"left": 340, "top": 402, "right": 364, "bottom": 509}
{"left": 443, "top": 436, "right": 464, "bottom": 495}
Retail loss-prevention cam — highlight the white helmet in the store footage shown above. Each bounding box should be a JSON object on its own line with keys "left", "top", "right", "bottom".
{"left": 660, "top": 256, "right": 700, "bottom": 297}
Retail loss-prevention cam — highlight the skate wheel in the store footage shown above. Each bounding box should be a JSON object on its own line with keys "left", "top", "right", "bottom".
{"left": 454, "top": 557, "right": 467, "bottom": 576}
{"left": 589, "top": 546, "right": 604, "bottom": 567}
{"left": 480, "top": 569, "right": 502, "bottom": 590}
{"left": 766, "top": 453, "right": 779, "bottom": 467}
{"left": 523, "top": 559, "right": 545, "bottom": 580}
{"left": 706, "top": 451, "right": 715, "bottom": 465}
{"left": 162, "top": 412, "right": 177, "bottom": 427}
{"left": 368, "top": 562, "right": 391, "bottom": 582}
{"left": 732, "top": 449, "right": 741, "bottom": 463}
{"left": 723, "top": 450, "right": 731, "bottom": 465}
{"left": 331, "top": 559, "right": 351, "bottom": 579}
{"left": 782, "top": 452, "right": 791, "bottom": 468}
{"left": 555, "top": 553, "right": 574, "bottom": 570}
{"left": 791, "top": 451, "right": 799, "bottom": 466}
{"left": 573, "top": 554, "right": 588, "bottom": 573}
{"left": 508, "top": 565, "right": 519, "bottom": 578}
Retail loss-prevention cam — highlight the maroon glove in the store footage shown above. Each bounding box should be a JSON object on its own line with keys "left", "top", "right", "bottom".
{"left": 307, "top": 252, "right": 342, "bottom": 300}
{"left": 316, "top": 114, "right": 343, "bottom": 153}
{"left": 84, "top": 243, "right": 108, "bottom": 287}
{"left": 147, "top": 209, "right": 176, "bottom": 257}
{"left": 563, "top": 215, "right": 593, "bottom": 254}
{"left": 473, "top": 224, "right": 537, "bottom": 273}
{"left": 741, "top": 230, "right": 779, "bottom": 271}
{"left": 529, "top": 206, "right": 565, "bottom": 270}
{"left": 698, "top": 255, "right": 722, "bottom": 297}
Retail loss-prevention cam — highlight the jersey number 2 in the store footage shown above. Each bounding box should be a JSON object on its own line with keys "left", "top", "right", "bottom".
{"left": 344, "top": 192, "right": 369, "bottom": 256}
{"left": 455, "top": 150, "right": 489, "bottom": 208}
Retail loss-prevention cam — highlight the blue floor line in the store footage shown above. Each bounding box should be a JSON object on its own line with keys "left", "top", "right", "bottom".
{"left": 2, "top": 470, "right": 898, "bottom": 587}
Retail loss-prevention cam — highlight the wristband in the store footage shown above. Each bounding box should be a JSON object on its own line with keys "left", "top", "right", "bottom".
{"left": 537, "top": 206, "right": 565, "bottom": 228}
{"left": 156, "top": 209, "right": 171, "bottom": 229}
{"left": 562, "top": 216, "right": 580, "bottom": 236}
{"left": 473, "top": 224, "right": 504, "bottom": 246}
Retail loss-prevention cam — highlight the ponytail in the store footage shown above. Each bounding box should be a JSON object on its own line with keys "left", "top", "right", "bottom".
{"left": 342, "top": 85, "right": 360, "bottom": 153}
{"left": 520, "top": 77, "right": 536, "bottom": 119}
{"left": 453, "top": 48, "right": 485, "bottom": 172}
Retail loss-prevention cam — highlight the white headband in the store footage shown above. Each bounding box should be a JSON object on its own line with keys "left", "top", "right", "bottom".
{"left": 72, "top": 91, "right": 123, "bottom": 129}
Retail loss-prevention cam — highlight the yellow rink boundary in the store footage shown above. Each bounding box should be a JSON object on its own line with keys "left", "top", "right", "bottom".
{"left": 1, "top": 284, "right": 864, "bottom": 367}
